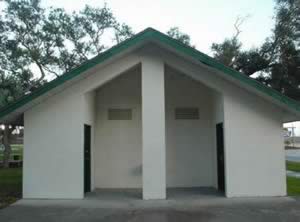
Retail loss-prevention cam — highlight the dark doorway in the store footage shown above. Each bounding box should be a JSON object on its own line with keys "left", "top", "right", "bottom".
{"left": 84, "top": 124, "right": 91, "bottom": 193}
{"left": 216, "top": 123, "right": 225, "bottom": 192}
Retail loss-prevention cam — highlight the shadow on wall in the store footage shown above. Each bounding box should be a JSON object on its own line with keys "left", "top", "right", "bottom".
{"left": 131, "top": 165, "right": 142, "bottom": 177}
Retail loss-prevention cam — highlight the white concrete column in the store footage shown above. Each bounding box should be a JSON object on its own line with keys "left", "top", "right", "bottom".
{"left": 142, "top": 56, "right": 166, "bottom": 200}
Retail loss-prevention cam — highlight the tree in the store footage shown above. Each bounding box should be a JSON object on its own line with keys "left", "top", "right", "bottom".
{"left": 211, "top": 16, "right": 252, "bottom": 71}
{"left": 267, "top": 0, "right": 300, "bottom": 98}
{"left": 1, "top": 0, "right": 134, "bottom": 84}
{"left": 0, "top": 0, "right": 134, "bottom": 168}
{"left": 167, "top": 27, "right": 194, "bottom": 47}
{"left": 211, "top": 38, "right": 242, "bottom": 68}
{"left": 211, "top": 1, "right": 300, "bottom": 100}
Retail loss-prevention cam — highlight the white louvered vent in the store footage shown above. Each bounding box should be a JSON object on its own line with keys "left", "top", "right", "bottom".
{"left": 108, "top": 109, "right": 132, "bottom": 120}
{"left": 175, "top": 107, "right": 199, "bottom": 120}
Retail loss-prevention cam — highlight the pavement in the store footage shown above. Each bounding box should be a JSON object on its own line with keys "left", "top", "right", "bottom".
{"left": 286, "top": 149, "right": 300, "bottom": 178}
{"left": 287, "top": 170, "right": 300, "bottom": 178}
{"left": 1, "top": 188, "right": 300, "bottom": 222}
{"left": 286, "top": 149, "right": 300, "bottom": 162}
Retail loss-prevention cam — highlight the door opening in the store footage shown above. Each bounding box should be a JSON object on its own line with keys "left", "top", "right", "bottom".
{"left": 216, "top": 123, "right": 225, "bottom": 192}
{"left": 84, "top": 124, "right": 91, "bottom": 193}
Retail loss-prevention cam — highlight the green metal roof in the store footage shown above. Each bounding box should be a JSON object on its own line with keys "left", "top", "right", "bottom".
{"left": 1, "top": 27, "right": 300, "bottom": 120}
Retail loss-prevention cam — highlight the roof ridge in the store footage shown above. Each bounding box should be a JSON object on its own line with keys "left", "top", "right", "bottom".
{"left": 0, "top": 27, "right": 300, "bottom": 121}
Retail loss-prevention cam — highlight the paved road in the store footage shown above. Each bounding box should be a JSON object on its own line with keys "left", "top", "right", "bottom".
{"left": 1, "top": 197, "right": 300, "bottom": 222}
{"left": 286, "top": 150, "right": 300, "bottom": 177}
{"left": 286, "top": 150, "right": 300, "bottom": 162}
{"left": 287, "top": 170, "right": 300, "bottom": 178}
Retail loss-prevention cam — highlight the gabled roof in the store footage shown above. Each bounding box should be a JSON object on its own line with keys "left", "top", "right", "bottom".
{"left": 1, "top": 27, "right": 300, "bottom": 123}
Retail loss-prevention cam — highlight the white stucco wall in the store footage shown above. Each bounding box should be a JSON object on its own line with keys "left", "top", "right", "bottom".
{"left": 155, "top": 47, "right": 285, "bottom": 197}
{"left": 23, "top": 44, "right": 286, "bottom": 199}
{"left": 92, "top": 64, "right": 218, "bottom": 193}
{"left": 23, "top": 53, "right": 141, "bottom": 199}
{"left": 142, "top": 55, "right": 166, "bottom": 199}
{"left": 23, "top": 86, "right": 84, "bottom": 199}
{"left": 165, "top": 68, "right": 216, "bottom": 188}
{"left": 223, "top": 87, "right": 286, "bottom": 197}
{"left": 94, "top": 68, "right": 142, "bottom": 188}
{"left": 213, "top": 92, "right": 224, "bottom": 124}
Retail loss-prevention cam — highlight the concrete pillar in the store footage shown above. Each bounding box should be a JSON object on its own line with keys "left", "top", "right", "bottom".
{"left": 141, "top": 56, "right": 166, "bottom": 200}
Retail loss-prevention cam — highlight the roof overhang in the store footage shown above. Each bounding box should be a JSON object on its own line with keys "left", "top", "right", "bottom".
{"left": 0, "top": 27, "right": 300, "bottom": 125}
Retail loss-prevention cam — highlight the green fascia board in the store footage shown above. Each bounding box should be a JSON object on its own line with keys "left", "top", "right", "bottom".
{"left": 1, "top": 27, "right": 300, "bottom": 120}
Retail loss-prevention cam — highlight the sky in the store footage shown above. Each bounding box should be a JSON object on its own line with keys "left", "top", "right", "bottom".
{"left": 42, "top": 0, "right": 276, "bottom": 54}
{"left": 41, "top": 0, "right": 300, "bottom": 131}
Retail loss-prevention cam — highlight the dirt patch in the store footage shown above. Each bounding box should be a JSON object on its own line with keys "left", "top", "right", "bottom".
{"left": 0, "top": 189, "right": 21, "bottom": 209}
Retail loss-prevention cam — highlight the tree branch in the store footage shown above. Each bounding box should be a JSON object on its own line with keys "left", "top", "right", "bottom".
{"left": 233, "top": 15, "right": 251, "bottom": 39}
{"left": 43, "top": 66, "right": 60, "bottom": 77}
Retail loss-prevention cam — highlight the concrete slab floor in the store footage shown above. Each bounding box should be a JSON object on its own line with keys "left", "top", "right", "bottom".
{"left": 1, "top": 188, "right": 300, "bottom": 222}
{"left": 85, "top": 187, "right": 224, "bottom": 201}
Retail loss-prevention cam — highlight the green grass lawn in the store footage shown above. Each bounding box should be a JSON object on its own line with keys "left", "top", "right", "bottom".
{"left": 0, "top": 168, "right": 22, "bottom": 209}
{"left": 287, "top": 176, "right": 300, "bottom": 196}
{"left": 286, "top": 161, "right": 300, "bottom": 172}
{"left": 286, "top": 161, "right": 300, "bottom": 195}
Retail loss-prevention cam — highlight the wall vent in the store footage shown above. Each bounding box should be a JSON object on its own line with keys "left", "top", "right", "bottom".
{"left": 108, "top": 109, "right": 132, "bottom": 120}
{"left": 175, "top": 107, "right": 199, "bottom": 120}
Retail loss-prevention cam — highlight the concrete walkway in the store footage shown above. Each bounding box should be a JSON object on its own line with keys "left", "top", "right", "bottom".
{"left": 1, "top": 189, "right": 300, "bottom": 221}
{"left": 287, "top": 170, "right": 300, "bottom": 178}
{"left": 285, "top": 150, "right": 300, "bottom": 178}
{"left": 286, "top": 149, "right": 300, "bottom": 162}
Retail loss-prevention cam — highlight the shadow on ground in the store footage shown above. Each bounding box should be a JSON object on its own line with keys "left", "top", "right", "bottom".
{"left": 1, "top": 188, "right": 300, "bottom": 222}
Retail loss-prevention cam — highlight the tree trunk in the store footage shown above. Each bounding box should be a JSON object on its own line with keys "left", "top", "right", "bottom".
{"left": 3, "top": 125, "right": 11, "bottom": 168}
